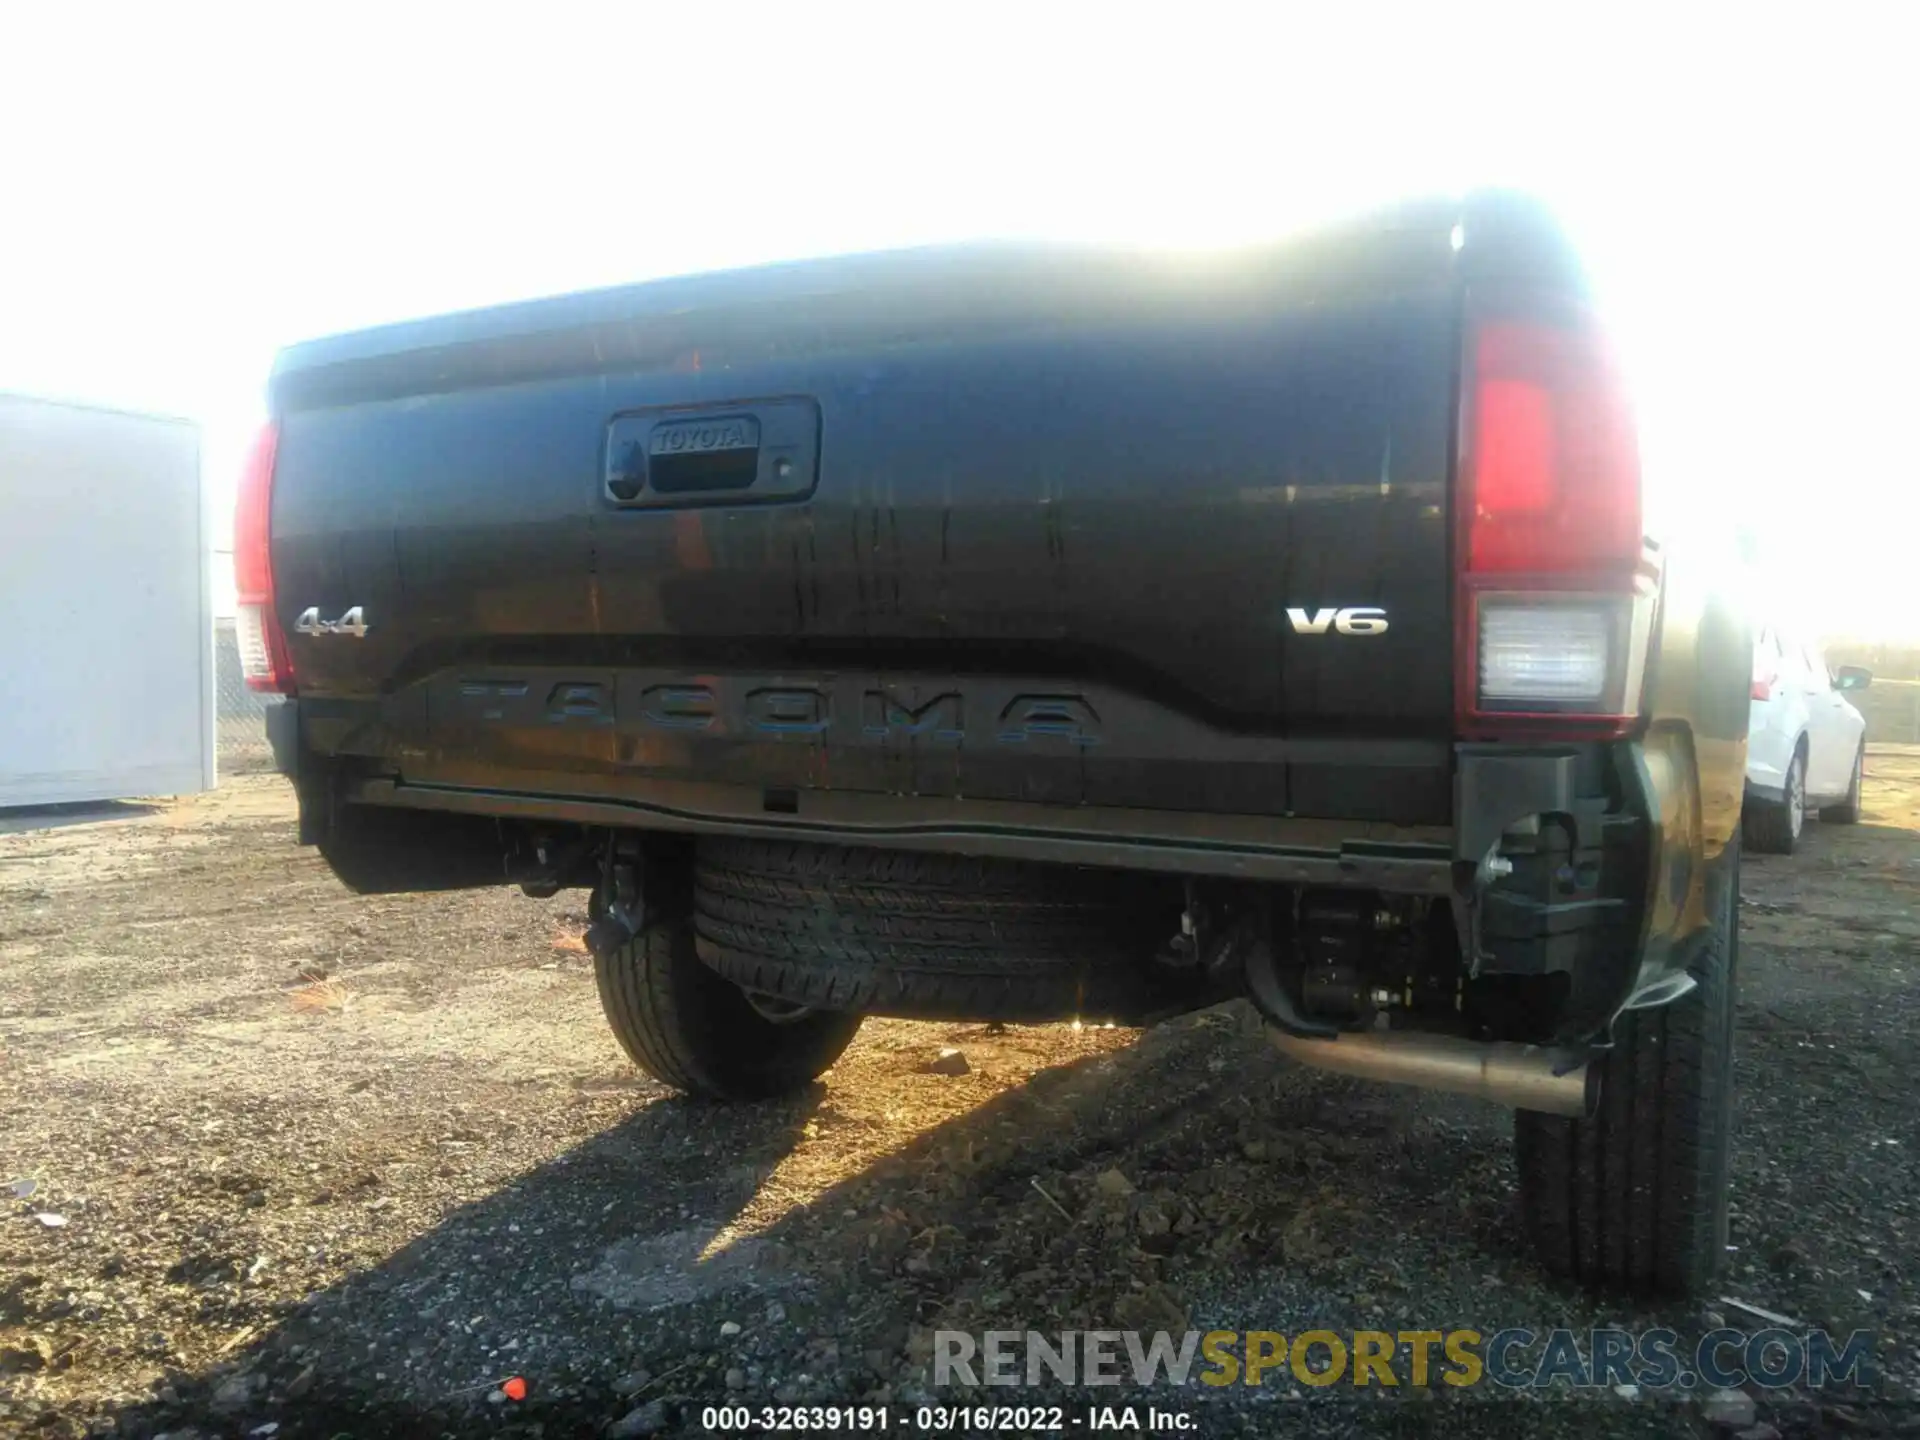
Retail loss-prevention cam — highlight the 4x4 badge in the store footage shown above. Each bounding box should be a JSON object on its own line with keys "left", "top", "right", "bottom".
{"left": 295, "top": 606, "right": 370, "bottom": 638}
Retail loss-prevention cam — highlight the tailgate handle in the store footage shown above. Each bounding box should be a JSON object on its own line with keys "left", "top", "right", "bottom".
{"left": 639, "top": 415, "right": 759, "bottom": 494}
{"left": 605, "top": 398, "right": 818, "bottom": 508}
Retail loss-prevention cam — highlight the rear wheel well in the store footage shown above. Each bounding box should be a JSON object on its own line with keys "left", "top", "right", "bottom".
{"left": 1744, "top": 739, "right": 1806, "bottom": 854}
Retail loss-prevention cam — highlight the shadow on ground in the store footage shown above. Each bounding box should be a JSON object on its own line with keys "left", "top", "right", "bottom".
{"left": 23, "top": 762, "right": 1916, "bottom": 1439}
{"left": 61, "top": 1004, "right": 1888, "bottom": 1440}
{"left": 0, "top": 800, "right": 163, "bottom": 837}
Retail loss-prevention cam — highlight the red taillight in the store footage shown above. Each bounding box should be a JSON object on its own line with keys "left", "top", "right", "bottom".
{"left": 1751, "top": 657, "right": 1776, "bottom": 702}
{"left": 1456, "top": 295, "right": 1654, "bottom": 739}
{"left": 233, "top": 420, "right": 295, "bottom": 694}
{"left": 1463, "top": 318, "right": 1643, "bottom": 575}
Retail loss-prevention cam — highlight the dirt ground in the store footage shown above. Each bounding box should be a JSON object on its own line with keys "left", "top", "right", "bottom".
{"left": 2, "top": 752, "right": 1916, "bottom": 1439}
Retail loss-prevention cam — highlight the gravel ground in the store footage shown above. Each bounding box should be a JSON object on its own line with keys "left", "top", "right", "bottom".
{"left": 1, "top": 751, "right": 1916, "bottom": 1439}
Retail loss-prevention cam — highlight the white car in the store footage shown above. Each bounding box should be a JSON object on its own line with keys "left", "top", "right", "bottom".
{"left": 1744, "top": 627, "right": 1870, "bottom": 853}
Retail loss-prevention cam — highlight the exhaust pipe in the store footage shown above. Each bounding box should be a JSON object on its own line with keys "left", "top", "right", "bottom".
{"left": 1267, "top": 1029, "right": 1594, "bottom": 1117}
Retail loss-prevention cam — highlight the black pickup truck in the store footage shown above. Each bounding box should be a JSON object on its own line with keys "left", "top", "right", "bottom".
{"left": 244, "top": 192, "right": 1750, "bottom": 1295}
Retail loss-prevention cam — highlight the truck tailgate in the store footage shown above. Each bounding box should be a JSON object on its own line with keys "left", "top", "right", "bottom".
{"left": 271, "top": 223, "right": 1460, "bottom": 825}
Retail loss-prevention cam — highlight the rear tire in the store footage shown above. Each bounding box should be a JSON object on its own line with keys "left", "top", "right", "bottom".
{"left": 1514, "top": 838, "right": 1738, "bottom": 1296}
{"left": 1820, "top": 745, "right": 1864, "bottom": 824}
{"left": 594, "top": 883, "right": 862, "bottom": 1100}
{"left": 693, "top": 840, "right": 1176, "bottom": 1020}
{"left": 1743, "top": 748, "right": 1803, "bottom": 855}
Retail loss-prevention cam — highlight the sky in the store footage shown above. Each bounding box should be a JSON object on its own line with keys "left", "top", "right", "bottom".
{"left": 3, "top": 4, "right": 1915, "bottom": 638}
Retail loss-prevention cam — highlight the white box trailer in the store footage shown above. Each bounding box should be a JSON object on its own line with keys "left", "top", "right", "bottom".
{"left": 0, "top": 393, "right": 214, "bottom": 805}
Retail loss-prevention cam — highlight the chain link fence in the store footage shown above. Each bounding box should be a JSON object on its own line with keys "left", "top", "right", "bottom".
{"left": 214, "top": 618, "right": 280, "bottom": 774}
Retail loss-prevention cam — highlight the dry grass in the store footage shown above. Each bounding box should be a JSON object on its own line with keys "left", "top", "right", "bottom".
{"left": 288, "top": 977, "right": 353, "bottom": 1013}
{"left": 1861, "top": 678, "right": 1920, "bottom": 746}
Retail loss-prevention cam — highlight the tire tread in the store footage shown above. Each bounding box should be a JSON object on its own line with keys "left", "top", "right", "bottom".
{"left": 594, "top": 865, "right": 861, "bottom": 1099}
{"left": 693, "top": 840, "right": 1169, "bottom": 1021}
{"left": 1515, "top": 841, "right": 1738, "bottom": 1295}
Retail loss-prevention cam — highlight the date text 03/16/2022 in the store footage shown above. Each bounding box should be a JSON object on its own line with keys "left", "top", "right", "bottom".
{"left": 698, "top": 1405, "right": 1194, "bottom": 1432}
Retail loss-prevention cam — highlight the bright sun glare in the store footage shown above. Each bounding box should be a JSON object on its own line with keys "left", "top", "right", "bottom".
{"left": 2, "top": 5, "right": 1914, "bottom": 638}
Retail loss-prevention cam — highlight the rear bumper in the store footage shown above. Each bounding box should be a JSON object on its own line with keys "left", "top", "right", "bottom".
{"left": 265, "top": 697, "right": 299, "bottom": 775}
{"left": 271, "top": 698, "right": 1657, "bottom": 901}
{"left": 279, "top": 695, "right": 1729, "bottom": 1041}
{"left": 344, "top": 770, "right": 1457, "bottom": 892}
{"left": 273, "top": 695, "right": 1462, "bottom": 891}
